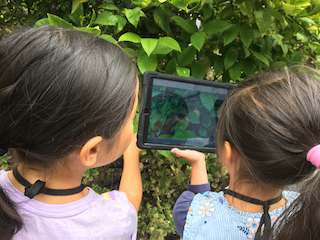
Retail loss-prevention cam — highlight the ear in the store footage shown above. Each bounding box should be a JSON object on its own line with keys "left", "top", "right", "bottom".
{"left": 80, "top": 136, "right": 103, "bottom": 167}
{"left": 223, "top": 141, "right": 233, "bottom": 165}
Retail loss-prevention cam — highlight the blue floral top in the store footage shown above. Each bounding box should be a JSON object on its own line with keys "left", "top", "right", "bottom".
{"left": 173, "top": 183, "right": 298, "bottom": 240}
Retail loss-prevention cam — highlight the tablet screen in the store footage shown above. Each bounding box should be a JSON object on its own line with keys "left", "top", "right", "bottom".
{"left": 147, "top": 78, "right": 228, "bottom": 148}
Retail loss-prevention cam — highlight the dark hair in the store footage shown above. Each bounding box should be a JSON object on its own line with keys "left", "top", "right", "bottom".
{"left": 216, "top": 66, "right": 320, "bottom": 239}
{"left": 0, "top": 26, "right": 137, "bottom": 237}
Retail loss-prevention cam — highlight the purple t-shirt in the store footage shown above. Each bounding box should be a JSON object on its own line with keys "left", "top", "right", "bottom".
{"left": 0, "top": 170, "right": 137, "bottom": 240}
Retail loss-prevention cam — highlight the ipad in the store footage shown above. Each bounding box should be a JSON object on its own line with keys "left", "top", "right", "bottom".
{"left": 137, "top": 71, "right": 235, "bottom": 153}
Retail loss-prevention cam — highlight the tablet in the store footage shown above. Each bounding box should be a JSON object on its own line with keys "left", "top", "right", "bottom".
{"left": 137, "top": 71, "right": 235, "bottom": 153}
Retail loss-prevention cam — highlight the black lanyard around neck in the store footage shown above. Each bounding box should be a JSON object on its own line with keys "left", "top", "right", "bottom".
{"left": 223, "top": 189, "right": 283, "bottom": 240}
{"left": 13, "top": 167, "right": 86, "bottom": 199}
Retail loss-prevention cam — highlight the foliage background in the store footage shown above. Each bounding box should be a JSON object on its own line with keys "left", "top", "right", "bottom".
{"left": 1, "top": 0, "right": 320, "bottom": 239}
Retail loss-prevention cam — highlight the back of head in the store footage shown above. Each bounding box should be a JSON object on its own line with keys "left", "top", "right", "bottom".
{"left": 217, "top": 66, "right": 320, "bottom": 188}
{"left": 217, "top": 66, "right": 320, "bottom": 239}
{"left": 0, "top": 26, "right": 137, "bottom": 164}
{"left": 0, "top": 26, "right": 137, "bottom": 238}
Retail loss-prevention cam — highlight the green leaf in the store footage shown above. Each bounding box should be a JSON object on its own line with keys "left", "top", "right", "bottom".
{"left": 224, "top": 47, "right": 238, "bottom": 70}
{"left": 48, "top": 14, "right": 73, "bottom": 28}
{"left": 137, "top": 54, "right": 158, "bottom": 73}
{"left": 298, "top": 17, "right": 316, "bottom": 25}
{"left": 295, "top": 2, "right": 311, "bottom": 7}
{"left": 241, "top": 58, "right": 255, "bottom": 76}
{"left": 199, "top": 126, "right": 207, "bottom": 137}
{"left": 99, "top": 4, "right": 119, "bottom": 11}
{"left": 72, "top": 0, "right": 88, "bottom": 14}
{"left": 178, "top": 46, "right": 197, "bottom": 67}
{"left": 254, "top": 10, "right": 272, "bottom": 36}
{"left": 115, "top": 15, "right": 127, "bottom": 34}
{"left": 171, "top": 0, "right": 189, "bottom": 10}
{"left": 251, "top": 50, "right": 269, "bottom": 66}
{"left": 240, "top": 23, "right": 254, "bottom": 48}
{"left": 310, "top": 3, "right": 320, "bottom": 15}
{"left": 75, "top": 27, "right": 101, "bottom": 36}
{"left": 201, "top": 113, "right": 212, "bottom": 128}
{"left": 141, "top": 38, "right": 158, "bottom": 57}
{"left": 88, "top": 9, "right": 96, "bottom": 27}
{"left": 124, "top": 48, "right": 139, "bottom": 58}
{"left": 270, "top": 61, "right": 286, "bottom": 69}
{"left": 192, "top": 63, "right": 205, "bottom": 79}
{"left": 173, "top": 130, "right": 195, "bottom": 140}
{"left": 296, "top": 32, "right": 308, "bottom": 42}
{"left": 158, "top": 37, "right": 181, "bottom": 52}
{"left": 283, "top": 4, "right": 295, "bottom": 15}
{"left": 172, "top": 16, "right": 197, "bottom": 33}
{"left": 165, "top": 58, "right": 178, "bottom": 74}
{"left": 152, "top": 44, "right": 173, "bottom": 55}
{"left": 95, "top": 11, "right": 118, "bottom": 26}
{"left": 198, "top": 57, "right": 211, "bottom": 72}
{"left": 200, "top": 92, "right": 217, "bottom": 111}
{"left": 35, "top": 18, "right": 49, "bottom": 27}
{"left": 229, "top": 62, "right": 241, "bottom": 80}
{"left": 158, "top": 134, "right": 173, "bottom": 139}
{"left": 118, "top": 32, "right": 141, "bottom": 43}
{"left": 243, "top": 45, "right": 251, "bottom": 58}
{"left": 239, "top": 0, "right": 253, "bottom": 16}
{"left": 132, "top": 0, "right": 153, "bottom": 8}
{"left": 203, "top": 20, "right": 232, "bottom": 35}
{"left": 213, "top": 55, "right": 224, "bottom": 75}
{"left": 179, "top": 157, "right": 191, "bottom": 166}
{"left": 153, "top": 7, "right": 172, "bottom": 35}
{"left": 175, "top": 119, "right": 189, "bottom": 132}
{"left": 176, "top": 67, "right": 190, "bottom": 77}
{"left": 124, "top": 7, "right": 142, "bottom": 28}
{"left": 157, "top": 150, "right": 171, "bottom": 158}
{"left": 291, "top": 51, "right": 302, "bottom": 63}
{"left": 201, "top": 4, "right": 213, "bottom": 20}
{"left": 69, "top": 3, "right": 84, "bottom": 26}
{"left": 223, "top": 24, "right": 240, "bottom": 46}
{"left": 188, "top": 111, "right": 200, "bottom": 124}
{"left": 191, "top": 32, "right": 206, "bottom": 51}
{"left": 99, "top": 34, "right": 118, "bottom": 45}
{"left": 272, "top": 34, "right": 285, "bottom": 54}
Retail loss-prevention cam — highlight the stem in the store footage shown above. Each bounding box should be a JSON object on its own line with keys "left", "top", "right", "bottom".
{"left": 287, "top": 16, "right": 320, "bottom": 43}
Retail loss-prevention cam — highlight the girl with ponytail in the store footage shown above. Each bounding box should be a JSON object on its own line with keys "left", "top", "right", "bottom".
{"left": 172, "top": 66, "right": 320, "bottom": 240}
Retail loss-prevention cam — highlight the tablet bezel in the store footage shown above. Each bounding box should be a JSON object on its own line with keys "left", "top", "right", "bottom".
{"left": 137, "top": 71, "right": 235, "bottom": 153}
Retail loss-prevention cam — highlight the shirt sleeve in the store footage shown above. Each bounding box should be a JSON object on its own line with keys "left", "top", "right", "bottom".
{"left": 173, "top": 182, "right": 211, "bottom": 238}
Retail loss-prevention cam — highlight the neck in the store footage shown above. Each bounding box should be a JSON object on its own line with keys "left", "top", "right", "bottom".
{"left": 8, "top": 158, "right": 89, "bottom": 204}
{"left": 228, "top": 180, "right": 282, "bottom": 201}
{"left": 225, "top": 176, "right": 285, "bottom": 213}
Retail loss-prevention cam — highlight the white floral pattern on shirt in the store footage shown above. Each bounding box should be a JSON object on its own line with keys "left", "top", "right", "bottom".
{"left": 198, "top": 202, "right": 215, "bottom": 218}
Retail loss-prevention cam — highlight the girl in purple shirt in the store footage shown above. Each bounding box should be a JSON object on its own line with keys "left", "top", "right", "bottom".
{"left": 0, "top": 26, "right": 142, "bottom": 239}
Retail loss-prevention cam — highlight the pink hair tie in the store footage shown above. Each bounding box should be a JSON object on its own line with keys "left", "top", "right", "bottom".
{"left": 307, "top": 145, "right": 320, "bottom": 168}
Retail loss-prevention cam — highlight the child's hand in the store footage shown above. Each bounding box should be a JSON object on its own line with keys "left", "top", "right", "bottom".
{"left": 171, "top": 148, "right": 208, "bottom": 185}
{"left": 171, "top": 148, "right": 205, "bottom": 166}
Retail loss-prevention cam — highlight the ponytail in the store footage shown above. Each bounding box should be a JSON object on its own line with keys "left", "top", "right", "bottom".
{"left": 263, "top": 171, "right": 320, "bottom": 240}
{"left": 0, "top": 186, "right": 22, "bottom": 239}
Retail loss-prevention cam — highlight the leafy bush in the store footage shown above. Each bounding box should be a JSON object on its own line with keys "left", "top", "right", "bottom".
{"left": 1, "top": 0, "right": 320, "bottom": 238}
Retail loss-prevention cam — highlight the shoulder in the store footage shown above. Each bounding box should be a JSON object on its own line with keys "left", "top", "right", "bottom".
{"left": 0, "top": 169, "right": 8, "bottom": 182}
{"left": 187, "top": 191, "right": 225, "bottom": 219}
{"left": 94, "top": 190, "right": 136, "bottom": 217}
{"left": 282, "top": 190, "right": 299, "bottom": 203}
